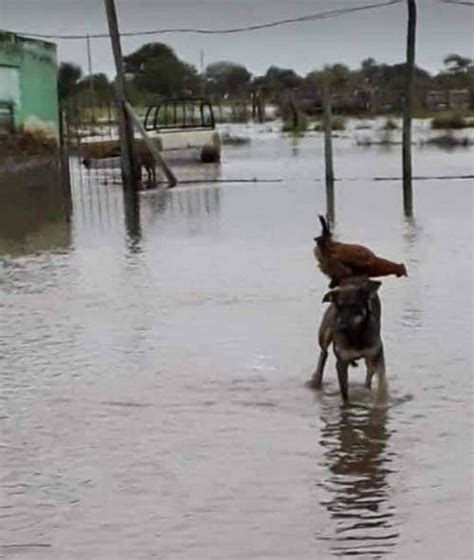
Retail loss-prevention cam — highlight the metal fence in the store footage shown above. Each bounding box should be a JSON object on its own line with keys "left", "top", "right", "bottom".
{"left": 62, "top": 98, "right": 125, "bottom": 189}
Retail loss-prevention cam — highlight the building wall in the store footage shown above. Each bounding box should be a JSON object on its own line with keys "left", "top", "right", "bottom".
{"left": 0, "top": 31, "right": 58, "bottom": 136}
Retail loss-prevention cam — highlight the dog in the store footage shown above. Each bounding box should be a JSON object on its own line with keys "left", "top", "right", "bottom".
{"left": 307, "top": 276, "right": 388, "bottom": 404}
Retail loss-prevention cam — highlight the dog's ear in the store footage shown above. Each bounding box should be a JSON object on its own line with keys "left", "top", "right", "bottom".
{"left": 368, "top": 280, "right": 382, "bottom": 292}
{"left": 322, "top": 288, "right": 339, "bottom": 304}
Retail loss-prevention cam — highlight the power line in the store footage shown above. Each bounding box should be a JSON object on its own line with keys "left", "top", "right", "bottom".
{"left": 437, "top": 0, "right": 474, "bottom": 5}
{"left": 13, "top": 0, "right": 402, "bottom": 41}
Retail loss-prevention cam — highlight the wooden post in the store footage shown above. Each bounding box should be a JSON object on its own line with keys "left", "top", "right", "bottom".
{"left": 322, "top": 84, "right": 335, "bottom": 223}
{"left": 200, "top": 49, "right": 205, "bottom": 95}
{"left": 402, "top": 0, "right": 417, "bottom": 217}
{"left": 259, "top": 94, "right": 264, "bottom": 123}
{"left": 58, "top": 104, "right": 72, "bottom": 222}
{"left": 124, "top": 101, "right": 178, "bottom": 188}
{"left": 289, "top": 90, "right": 298, "bottom": 130}
{"left": 103, "top": 0, "right": 137, "bottom": 191}
{"left": 86, "top": 35, "right": 95, "bottom": 103}
{"left": 256, "top": 92, "right": 264, "bottom": 123}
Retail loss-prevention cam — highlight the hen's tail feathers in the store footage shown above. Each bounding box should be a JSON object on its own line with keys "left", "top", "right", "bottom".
{"left": 318, "top": 214, "right": 332, "bottom": 245}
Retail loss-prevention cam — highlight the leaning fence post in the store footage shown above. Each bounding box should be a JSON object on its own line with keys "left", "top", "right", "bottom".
{"left": 103, "top": 0, "right": 138, "bottom": 192}
{"left": 402, "top": 0, "right": 417, "bottom": 217}
{"left": 322, "top": 84, "right": 335, "bottom": 223}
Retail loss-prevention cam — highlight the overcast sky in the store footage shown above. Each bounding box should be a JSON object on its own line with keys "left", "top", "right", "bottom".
{"left": 1, "top": 0, "right": 473, "bottom": 77}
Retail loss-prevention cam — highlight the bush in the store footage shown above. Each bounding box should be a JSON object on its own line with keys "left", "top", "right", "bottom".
{"left": 282, "top": 113, "right": 309, "bottom": 134}
{"left": 314, "top": 115, "right": 346, "bottom": 132}
{"left": 382, "top": 118, "right": 398, "bottom": 130}
{"left": 431, "top": 111, "right": 473, "bottom": 129}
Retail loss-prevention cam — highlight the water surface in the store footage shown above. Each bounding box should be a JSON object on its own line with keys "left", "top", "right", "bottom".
{"left": 1, "top": 125, "right": 473, "bottom": 559}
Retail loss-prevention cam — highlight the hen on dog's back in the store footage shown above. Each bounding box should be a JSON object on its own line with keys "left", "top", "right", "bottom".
{"left": 314, "top": 215, "right": 407, "bottom": 286}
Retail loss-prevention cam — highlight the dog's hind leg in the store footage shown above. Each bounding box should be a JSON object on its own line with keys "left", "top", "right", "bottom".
{"left": 336, "top": 360, "right": 349, "bottom": 403}
{"left": 372, "top": 349, "right": 389, "bottom": 405}
{"left": 365, "top": 358, "right": 376, "bottom": 389}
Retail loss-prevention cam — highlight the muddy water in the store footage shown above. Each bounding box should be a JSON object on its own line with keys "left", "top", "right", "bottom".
{"left": 1, "top": 126, "right": 473, "bottom": 559}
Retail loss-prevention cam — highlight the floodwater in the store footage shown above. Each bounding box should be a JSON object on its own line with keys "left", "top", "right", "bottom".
{"left": 1, "top": 122, "right": 473, "bottom": 559}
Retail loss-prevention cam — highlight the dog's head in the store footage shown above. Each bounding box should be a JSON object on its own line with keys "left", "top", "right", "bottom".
{"left": 323, "top": 279, "right": 381, "bottom": 332}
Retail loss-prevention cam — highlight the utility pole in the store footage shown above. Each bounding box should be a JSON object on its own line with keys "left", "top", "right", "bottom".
{"left": 322, "top": 82, "right": 335, "bottom": 223}
{"left": 402, "top": 0, "right": 417, "bottom": 216}
{"left": 200, "top": 49, "right": 205, "bottom": 95}
{"left": 104, "top": 0, "right": 137, "bottom": 191}
{"left": 200, "top": 49, "right": 204, "bottom": 76}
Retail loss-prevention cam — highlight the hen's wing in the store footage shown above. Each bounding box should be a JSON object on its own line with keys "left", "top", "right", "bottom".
{"left": 329, "top": 243, "right": 376, "bottom": 274}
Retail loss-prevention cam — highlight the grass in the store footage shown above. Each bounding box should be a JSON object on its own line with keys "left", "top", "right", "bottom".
{"left": 314, "top": 115, "right": 346, "bottom": 132}
{"left": 431, "top": 111, "right": 474, "bottom": 130}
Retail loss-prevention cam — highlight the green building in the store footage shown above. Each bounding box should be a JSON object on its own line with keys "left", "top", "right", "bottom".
{"left": 0, "top": 31, "right": 59, "bottom": 137}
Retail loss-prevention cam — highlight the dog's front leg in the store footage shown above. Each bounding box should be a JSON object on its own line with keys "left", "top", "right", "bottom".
{"left": 336, "top": 360, "right": 349, "bottom": 403}
{"left": 307, "top": 349, "right": 328, "bottom": 390}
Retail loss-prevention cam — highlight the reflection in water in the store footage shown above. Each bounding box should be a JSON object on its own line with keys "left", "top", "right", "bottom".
{"left": 287, "top": 132, "right": 301, "bottom": 157}
{"left": 317, "top": 405, "right": 398, "bottom": 559}
{"left": 123, "top": 189, "right": 142, "bottom": 253}
{"left": 173, "top": 186, "right": 221, "bottom": 219}
{"left": 0, "top": 182, "right": 71, "bottom": 256}
{"left": 402, "top": 215, "right": 422, "bottom": 249}
{"left": 70, "top": 169, "right": 222, "bottom": 253}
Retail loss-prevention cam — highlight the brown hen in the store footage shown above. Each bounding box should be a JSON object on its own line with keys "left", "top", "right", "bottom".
{"left": 314, "top": 216, "right": 407, "bottom": 287}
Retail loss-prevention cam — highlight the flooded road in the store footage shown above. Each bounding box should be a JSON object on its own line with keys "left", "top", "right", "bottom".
{"left": 1, "top": 125, "right": 473, "bottom": 559}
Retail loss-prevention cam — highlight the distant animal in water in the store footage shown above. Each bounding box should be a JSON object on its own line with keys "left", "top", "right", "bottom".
{"left": 314, "top": 215, "right": 407, "bottom": 288}
{"left": 135, "top": 144, "right": 156, "bottom": 186}
{"left": 307, "top": 276, "right": 388, "bottom": 404}
{"left": 81, "top": 142, "right": 156, "bottom": 186}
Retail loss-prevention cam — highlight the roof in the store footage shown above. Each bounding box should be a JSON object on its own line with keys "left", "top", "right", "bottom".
{"left": 0, "top": 30, "right": 57, "bottom": 51}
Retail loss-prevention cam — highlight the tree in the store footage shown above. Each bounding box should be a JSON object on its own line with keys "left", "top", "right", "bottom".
{"left": 205, "top": 61, "right": 251, "bottom": 97}
{"left": 77, "top": 73, "right": 114, "bottom": 103}
{"left": 306, "top": 64, "right": 352, "bottom": 95}
{"left": 360, "top": 57, "right": 380, "bottom": 85}
{"left": 124, "top": 43, "right": 199, "bottom": 97}
{"left": 443, "top": 54, "right": 473, "bottom": 74}
{"left": 258, "top": 66, "right": 302, "bottom": 93}
{"left": 58, "top": 62, "right": 82, "bottom": 101}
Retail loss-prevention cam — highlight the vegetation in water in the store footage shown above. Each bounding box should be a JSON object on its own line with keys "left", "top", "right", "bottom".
{"left": 382, "top": 118, "right": 398, "bottom": 130}
{"left": 423, "top": 133, "right": 473, "bottom": 148}
{"left": 431, "top": 111, "right": 474, "bottom": 129}
{"left": 282, "top": 113, "right": 309, "bottom": 134}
